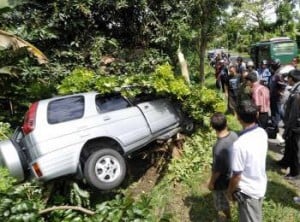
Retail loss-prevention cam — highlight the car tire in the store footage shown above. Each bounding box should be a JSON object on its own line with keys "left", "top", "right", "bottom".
{"left": 181, "top": 118, "right": 195, "bottom": 135}
{"left": 84, "top": 148, "right": 126, "bottom": 190}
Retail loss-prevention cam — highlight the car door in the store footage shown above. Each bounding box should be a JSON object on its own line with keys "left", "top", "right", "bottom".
{"left": 95, "top": 94, "right": 151, "bottom": 146}
{"left": 137, "top": 98, "right": 179, "bottom": 134}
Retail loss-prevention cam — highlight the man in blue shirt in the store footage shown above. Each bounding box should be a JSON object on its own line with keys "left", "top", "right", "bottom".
{"left": 258, "top": 60, "right": 271, "bottom": 87}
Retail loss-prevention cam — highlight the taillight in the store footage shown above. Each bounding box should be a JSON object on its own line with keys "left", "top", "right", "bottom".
{"left": 32, "top": 162, "right": 43, "bottom": 177}
{"left": 22, "top": 102, "right": 38, "bottom": 135}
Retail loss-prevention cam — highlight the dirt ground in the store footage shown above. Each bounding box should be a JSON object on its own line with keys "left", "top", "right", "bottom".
{"left": 126, "top": 139, "right": 177, "bottom": 197}
{"left": 126, "top": 138, "right": 191, "bottom": 221}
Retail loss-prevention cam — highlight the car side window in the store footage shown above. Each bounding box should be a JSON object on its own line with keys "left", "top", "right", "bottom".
{"left": 47, "top": 96, "right": 84, "bottom": 124}
{"left": 129, "top": 93, "right": 158, "bottom": 104}
{"left": 96, "top": 94, "right": 130, "bottom": 113}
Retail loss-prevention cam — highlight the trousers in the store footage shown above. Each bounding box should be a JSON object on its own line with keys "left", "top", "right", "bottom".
{"left": 280, "top": 132, "right": 299, "bottom": 176}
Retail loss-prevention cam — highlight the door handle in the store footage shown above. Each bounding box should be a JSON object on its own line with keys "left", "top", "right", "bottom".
{"left": 144, "top": 105, "right": 149, "bottom": 109}
{"left": 103, "top": 116, "right": 111, "bottom": 121}
{"left": 77, "top": 126, "right": 88, "bottom": 130}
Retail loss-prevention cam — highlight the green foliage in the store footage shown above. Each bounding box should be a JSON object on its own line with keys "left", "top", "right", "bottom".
{"left": 0, "top": 122, "right": 12, "bottom": 139}
{"left": 57, "top": 63, "right": 225, "bottom": 124}
{"left": 92, "top": 194, "right": 154, "bottom": 222}
{"left": 89, "top": 37, "right": 119, "bottom": 69}
{"left": 0, "top": 0, "right": 231, "bottom": 126}
{"left": 0, "top": 167, "right": 16, "bottom": 192}
{"left": 150, "top": 64, "right": 190, "bottom": 100}
{"left": 167, "top": 130, "right": 214, "bottom": 183}
{"left": 226, "top": 114, "right": 242, "bottom": 132}
{"left": 70, "top": 183, "right": 90, "bottom": 208}
{"left": 0, "top": 168, "right": 44, "bottom": 221}
{"left": 104, "top": 49, "right": 171, "bottom": 76}
{"left": 57, "top": 63, "right": 190, "bottom": 98}
{"left": 0, "top": 58, "right": 67, "bottom": 126}
{"left": 181, "top": 85, "right": 226, "bottom": 122}
{"left": 57, "top": 68, "right": 95, "bottom": 94}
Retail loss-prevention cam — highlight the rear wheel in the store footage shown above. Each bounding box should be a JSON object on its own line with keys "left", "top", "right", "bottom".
{"left": 84, "top": 148, "right": 126, "bottom": 190}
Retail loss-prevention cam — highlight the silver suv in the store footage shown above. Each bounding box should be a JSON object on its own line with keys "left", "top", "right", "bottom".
{"left": 0, "top": 92, "right": 193, "bottom": 190}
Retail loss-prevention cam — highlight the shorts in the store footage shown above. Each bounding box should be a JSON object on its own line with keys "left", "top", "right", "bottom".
{"left": 213, "top": 190, "right": 230, "bottom": 211}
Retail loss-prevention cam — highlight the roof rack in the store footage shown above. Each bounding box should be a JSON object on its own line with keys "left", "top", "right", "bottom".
{"left": 269, "top": 37, "right": 291, "bottom": 41}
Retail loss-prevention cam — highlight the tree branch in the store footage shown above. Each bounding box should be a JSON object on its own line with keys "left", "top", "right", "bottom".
{"left": 39, "top": 206, "right": 95, "bottom": 216}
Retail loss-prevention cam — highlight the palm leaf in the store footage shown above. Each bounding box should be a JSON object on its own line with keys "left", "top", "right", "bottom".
{"left": 0, "top": 67, "right": 19, "bottom": 76}
{"left": 0, "top": 29, "right": 48, "bottom": 64}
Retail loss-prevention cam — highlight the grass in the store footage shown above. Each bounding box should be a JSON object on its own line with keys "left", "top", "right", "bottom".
{"left": 166, "top": 154, "right": 300, "bottom": 221}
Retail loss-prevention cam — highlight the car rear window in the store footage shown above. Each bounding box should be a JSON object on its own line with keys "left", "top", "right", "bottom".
{"left": 47, "top": 96, "right": 84, "bottom": 124}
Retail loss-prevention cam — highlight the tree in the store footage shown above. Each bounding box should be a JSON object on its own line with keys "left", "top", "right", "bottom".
{"left": 217, "top": 0, "right": 298, "bottom": 54}
{"left": 0, "top": 1, "right": 196, "bottom": 124}
{"left": 188, "top": 0, "right": 231, "bottom": 83}
{"left": 275, "top": 0, "right": 296, "bottom": 36}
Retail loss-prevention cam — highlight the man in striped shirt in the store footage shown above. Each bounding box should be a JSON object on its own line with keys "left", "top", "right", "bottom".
{"left": 245, "top": 72, "right": 270, "bottom": 129}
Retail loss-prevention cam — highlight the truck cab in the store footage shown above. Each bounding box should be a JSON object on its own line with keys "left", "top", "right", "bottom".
{"left": 250, "top": 37, "right": 298, "bottom": 67}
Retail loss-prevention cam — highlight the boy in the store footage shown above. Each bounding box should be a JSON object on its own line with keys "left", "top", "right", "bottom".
{"left": 208, "top": 112, "right": 238, "bottom": 221}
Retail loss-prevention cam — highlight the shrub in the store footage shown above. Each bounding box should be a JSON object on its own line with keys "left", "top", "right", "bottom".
{"left": 0, "top": 122, "right": 12, "bottom": 140}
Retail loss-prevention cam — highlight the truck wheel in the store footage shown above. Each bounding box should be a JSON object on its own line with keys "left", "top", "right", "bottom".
{"left": 84, "top": 148, "right": 126, "bottom": 190}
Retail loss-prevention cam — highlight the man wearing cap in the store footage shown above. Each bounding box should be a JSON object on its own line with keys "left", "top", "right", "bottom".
{"left": 245, "top": 72, "right": 270, "bottom": 129}
{"left": 277, "top": 69, "right": 300, "bottom": 179}
{"left": 258, "top": 60, "right": 271, "bottom": 87}
{"left": 246, "top": 60, "right": 259, "bottom": 79}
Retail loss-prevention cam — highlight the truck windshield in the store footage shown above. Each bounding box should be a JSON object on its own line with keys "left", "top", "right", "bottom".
{"left": 259, "top": 45, "right": 270, "bottom": 60}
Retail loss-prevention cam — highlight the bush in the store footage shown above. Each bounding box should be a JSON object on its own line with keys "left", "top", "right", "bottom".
{"left": 57, "top": 64, "right": 225, "bottom": 125}
{"left": 0, "top": 168, "right": 44, "bottom": 221}
{"left": 0, "top": 122, "right": 12, "bottom": 140}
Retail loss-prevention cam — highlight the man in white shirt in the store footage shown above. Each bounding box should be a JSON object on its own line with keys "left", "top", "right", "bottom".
{"left": 227, "top": 100, "right": 268, "bottom": 222}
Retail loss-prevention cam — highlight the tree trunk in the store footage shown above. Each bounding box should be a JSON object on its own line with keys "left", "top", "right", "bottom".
{"left": 199, "top": 29, "right": 207, "bottom": 85}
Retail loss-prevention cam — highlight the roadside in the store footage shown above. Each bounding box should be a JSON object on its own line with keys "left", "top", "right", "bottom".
{"left": 269, "top": 127, "right": 300, "bottom": 190}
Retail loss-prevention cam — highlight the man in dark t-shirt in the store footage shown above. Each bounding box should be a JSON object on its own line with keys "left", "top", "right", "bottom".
{"left": 216, "top": 59, "right": 229, "bottom": 92}
{"left": 224, "top": 63, "right": 241, "bottom": 114}
{"left": 208, "top": 113, "right": 238, "bottom": 221}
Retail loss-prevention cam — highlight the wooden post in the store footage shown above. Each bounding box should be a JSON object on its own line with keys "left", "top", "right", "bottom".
{"left": 177, "top": 49, "right": 190, "bottom": 84}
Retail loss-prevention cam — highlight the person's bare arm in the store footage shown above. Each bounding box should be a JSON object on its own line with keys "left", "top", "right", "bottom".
{"left": 208, "top": 171, "right": 221, "bottom": 191}
{"left": 227, "top": 172, "right": 241, "bottom": 201}
{"left": 224, "top": 84, "right": 229, "bottom": 98}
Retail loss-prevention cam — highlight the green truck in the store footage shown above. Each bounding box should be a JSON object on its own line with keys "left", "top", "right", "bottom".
{"left": 250, "top": 37, "right": 298, "bottom": 67}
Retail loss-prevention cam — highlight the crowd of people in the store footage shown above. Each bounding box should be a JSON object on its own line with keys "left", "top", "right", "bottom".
{"left": 208, "top": 53, "right": 300, "bottom": 221}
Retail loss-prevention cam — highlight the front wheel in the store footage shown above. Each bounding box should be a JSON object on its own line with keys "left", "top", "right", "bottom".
{"left": 181, "top": 118, "right": 195, "bottom": 135}
{"left": 84, "top": 148, "right": 126, "bottom": 190}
